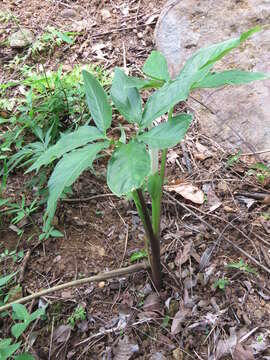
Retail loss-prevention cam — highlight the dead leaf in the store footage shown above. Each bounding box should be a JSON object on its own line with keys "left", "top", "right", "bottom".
{"left": 233, "top": 343, "right": 254, "bottom": 360}
{"left": 207, "top": 188, "right": 222, "bottom": 212}
{"left": 194, "top": 142, "right": 213, "bottom": 161}
{"left": 175, "top": 242, "right": 192, "bottom": 267}
{"left": 165, "top": 183, "right": 204, "bottom": 204}
{"left": 143, "top": 293, "right": 162, "bottom": 313}
{"left": 113, "top": 335, "right": 139, "bottom": 360}
{"left": 171, "top": 307, "right": 190, "bottom": 335}
{"left": 53, "top": 325, "right": 72, "bottom": 344}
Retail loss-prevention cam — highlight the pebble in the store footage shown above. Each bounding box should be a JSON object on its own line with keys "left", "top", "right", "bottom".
{"left": 98, "top": 281, "right": 105, "bottom": 289}
{"left": 61, "top": 9, "right": 77, "bottom": 18}
{"left": 9, "top": 28, "right": 34, "bottom": 48}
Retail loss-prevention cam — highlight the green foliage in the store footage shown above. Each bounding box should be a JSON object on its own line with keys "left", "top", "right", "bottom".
{"left": 130, "top": 249, "right": 148, "bottom": 263}
{"left": 214, "top": 278, "right": 229, "bottom": 290}
{"left": 82, "top": 70, "right": 112, "bottom": 134}
{"left": 0, "top": 339, "right": 21, "bottom": 360}
{"left": 138, "top": 114, "right": 192, "bottom": 149}
{"left": 227, "top": 259, "right": 257, "bottom": 274}
{"left": 142, "top": 51, "right": 170, "bottom": 81}
{"left": 192, "top": 70, "right": 269, "bottom": 88}
{"left": 17, "top": 27, "right": 268, "bottom": 288}
{"left": 226, "top": 150, "right": 241, "bottom": 167}
{"left": 0, "top": 272, "right": 17, "bottom": 287}
{"left": 107, "top": 141, "right": 151, "bottom": 196}
{"left": 67, "top": 305, "right": 86, "bottom": 327}
{"left": 45, "top": 142, "right": 108, "bottom": 230}
{"left": 111, "top": 68, "right": 143, "bottom": 125}
{"left": 11, "top": 304, "right": 45, "bottom": 339}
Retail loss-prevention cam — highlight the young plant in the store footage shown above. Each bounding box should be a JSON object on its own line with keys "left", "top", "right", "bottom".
{"left": 29, "top": 27, "right": 269, "bottom": 289}
{"left": 67, "top": 304, "right": 86, "bottom": 327}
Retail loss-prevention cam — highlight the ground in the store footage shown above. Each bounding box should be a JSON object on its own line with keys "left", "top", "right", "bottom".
{"left": 0, "top": 0, "right": 270, "bottom": 359}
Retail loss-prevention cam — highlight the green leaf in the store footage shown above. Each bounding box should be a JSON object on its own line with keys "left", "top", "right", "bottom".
{"left": 142, "top": 27, "right": 261, "bottom": 126}
{"left": 12, "top": 304, "right": 29, "bottom": 321}
{"left": 49, "top": 229, "right": 64, "bottom": 238}
{"left": 29, "top": 307, "right": 45, "bottom": 322}
{"left": 0, "top": 271, "right": 17, "bottom": 287}
{"left": 55, "top": 30, "right": 73, "bottom": 44}
{"left": 83, "top": 70, "right": 112, "bottom": 134}
{"left": 117, "top": 73, "right": 162, "bottom": 90}
{"left": 138, "top": 114, "right": 192, "bottom": 149}
{"left": 14, "top": 354, "right": 35, "bottom": 360}
{"left": 143, "top": 51, "right": 170, "bottom": 81}
{"left": 192, "top": 70, "right": 269, "bottom": 88}
{"left": 107, "top": 141, "right": 151, "bottom": 196}
{"left": 111, "top": 68, "right": 143, "bottom": 125}
{"left": 45, "top": 142, "right": 107, "bottom": 230}
{"left": 11, "top": 322, "right": 28, "bottom": 339}
{"left": 130, "top": 249, "right": 148, "bottom": 263}
{"left": 28, "top": 126, "right": 105, "bottom": 172}
{"left": 0, "top": 339, "right": 21, "bottom": 360}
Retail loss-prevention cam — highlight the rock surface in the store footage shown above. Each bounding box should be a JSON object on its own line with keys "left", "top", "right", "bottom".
{"left": 9, "top": 28, "right": 34, "bottom": 48}
{"left": 155, "top": 0, "right": 270, "bottom": 158}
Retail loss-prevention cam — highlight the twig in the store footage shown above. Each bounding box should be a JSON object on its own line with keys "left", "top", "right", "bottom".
{"left": 165, "top": 192, "right": 270, "bottom": 275}
{"left": 241, "top": 149, "right": 270, "bottom": 156}
{"left": 181, "top": 142, "right": 192, "bottom": 174}
{"left": 61, "top": 193, "right": 116, "bottom": 203}
{"left": 18, "top": 249, "right": 31, "bottom": 284}
{"left": 234, "top": 192, "right": 270, "bottom": 200}
{"left": 0, "top": 262, "right": 149, "bottom": 312}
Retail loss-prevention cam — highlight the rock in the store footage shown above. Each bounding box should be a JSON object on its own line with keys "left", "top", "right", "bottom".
{"left": 100, "top": 8, "right": 111, "bottom": 21}
{"left": 9, "top": 28, "right": 34, "bottom": 48}
{"left": 61, "top": 9, "right": 77, "bottom": 18}
{"left": 155, "top": 0, "right": 270, "bottom": 159}
{"left": 172, "top": 348, "right": 183, "bottom": 360}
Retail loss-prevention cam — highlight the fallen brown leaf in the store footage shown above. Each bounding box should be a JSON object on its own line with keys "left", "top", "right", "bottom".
{"left": 165, "top": 183, "right": 204, "bottom": 204}
{"left": 232, "top": 343, "right": 254, "bottom": 360}
{"left": 171, "top": 307, "right": 190, "bottom": 335}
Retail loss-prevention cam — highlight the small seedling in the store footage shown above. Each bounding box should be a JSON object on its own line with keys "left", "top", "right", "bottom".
{"left": 130, "top": 249, "right": 148, "bottom": 263}
{"left": 213, "top": 278, "right": 229, "bottom": 290}
{"left": 226, "top": 259, "right": 257, "bottom": 275}
{"left": 248, "top": 162, "right": 270, "bottom": 184}
{"left": 28, "top": 27, "right": 269, "bottom": 289}
{"left": 67, "top": 305, "right": 86, "bottom": 327}
{"left": 226, "top": 150, "right": 241, "bottom": 168}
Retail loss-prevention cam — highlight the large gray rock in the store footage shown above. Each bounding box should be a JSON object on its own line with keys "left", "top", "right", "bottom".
{"left": 9, "top": 28, "right": 34, "bottom": 48}
{"left": 155, "top": 0, "right": 270, "bottom": 158}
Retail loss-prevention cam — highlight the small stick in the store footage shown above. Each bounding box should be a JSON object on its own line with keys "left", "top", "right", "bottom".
{"left": 0, "top": 262, "right": 149, "bottom": 313}
{"left": 61, "top": 193, "right": 116, "bottom": 203}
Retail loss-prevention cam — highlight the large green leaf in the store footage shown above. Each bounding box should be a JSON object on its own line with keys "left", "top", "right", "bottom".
{"left": 11, "top": 323, "right": 28, "bottom": 339}
{"left": 0, "top": 339, "right": 21, "bottom": 360}
{"left": 0, "top": 271, "right": 17, "bottom": 287}
{"left": 142, "top": 27, "right": 260, "bottom": 126}
{"left": 143, "top": 51, "right": 170, "bottom": 81}
{"left": 119, "top": 73, "right": 163, "bottom": 89}
{"left": 192, "top": 70, "right": 270, "bottom": 88}
{"left": 138, "top": 114, "right": 192, "bottom": 149}
{"left": 111, "top": 68, "right": 143, "bottom": 125}
{"left": 28, "top": 126, "right": 105, "bottom": 172}
{"left": 107, "top": 141, "right": 151, "bottom": 196}
{"left": 12, "top": 304, "right": 29, "bottom": 321}
{"left": 45, "top": 142, "right": 107, "bottom": 230}
{"left": 82, "top": 70, "right": 112, "bottom": 133}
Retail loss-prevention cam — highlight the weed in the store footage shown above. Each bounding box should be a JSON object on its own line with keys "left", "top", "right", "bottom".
{"left": 67, "top": 305, "right": 86, "bottom": 327}
{"left": 213, "top": 278, "right": 229, "bottom": 290}
{"left": 226, "top": 150, "right": 241, "bottom": 168}
{"left": 247, "top": 162, "right": 270, "bottom": 184}
{"left": 130, "top": 250, "right": 148, "bottom": 263}
{"left": 27, "top": 27, "right": 269, "bottom": 288}
{"left": 227, "top": 259, "right": 257, "bottom": 275}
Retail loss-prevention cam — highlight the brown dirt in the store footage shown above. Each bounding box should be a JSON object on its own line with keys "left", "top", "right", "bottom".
{"left": 1, "top": 1, "right": 270, "bottom": 359}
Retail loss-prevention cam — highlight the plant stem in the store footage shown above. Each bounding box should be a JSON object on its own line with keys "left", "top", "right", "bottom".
{"left": 156, "top": 107, "right": 174, "bottom": 232}
{"left": 135, "top": 189, "right": 161, "bottom": 290}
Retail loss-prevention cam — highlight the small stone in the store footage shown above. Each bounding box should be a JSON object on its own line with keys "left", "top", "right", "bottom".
{"left": 254, "top": 309, "right": 264, "bottom": 320}
{"left": 9, "top": 28, "right": 34, "bottom": 48}
{"left": 100, "top": 8, "right": 111, "bottom": 21}
{"left": 98, "top": 281, "right": 105, "bottom": 289}
{"left": 224, "top": 206, "right": 236, "bottom": 213}
{"left": 172, "top": 348, "right": 183, "bottom": 360}
{"left": 61, "top": 9, "right": 77, "bottom": 18}
{"left": 168, "top": 262, "right": 175, "bottom": 271}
